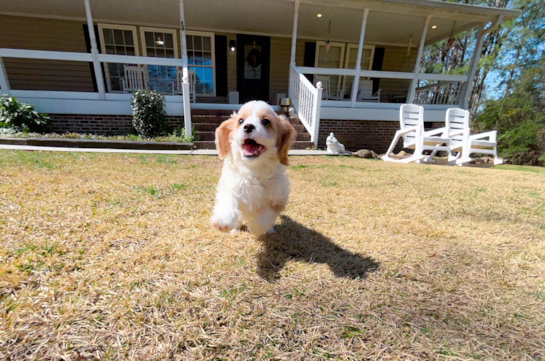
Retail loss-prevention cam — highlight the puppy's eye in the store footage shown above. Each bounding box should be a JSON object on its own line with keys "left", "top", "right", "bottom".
{"left": 262, "top": 119, "right": 271, "bottom": 127}
{"left": 239, "top": 118, "right": 244, "bottom": 125}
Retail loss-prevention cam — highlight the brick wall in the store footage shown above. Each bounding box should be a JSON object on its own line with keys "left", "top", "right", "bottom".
{"left": 318, "top": 119, "right": 445, "bottom": 154}
{"left": 49, "top": 115, "right": 186, "bottom": 135}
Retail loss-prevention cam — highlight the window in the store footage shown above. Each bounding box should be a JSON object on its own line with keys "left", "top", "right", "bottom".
{"left": 343, "top": 44, "right": 375, "bottom": 96}
{"left": 98, "top": 24, "right": 139, "bottom": 92}
{"left": 314, "top": 41, "right": 345, "bottom": 96}
{"left": 140, "top": 27, "right": 178, "bottom": 93}
{"left": 186, "top": 31, "right": 215, "bottom": 96}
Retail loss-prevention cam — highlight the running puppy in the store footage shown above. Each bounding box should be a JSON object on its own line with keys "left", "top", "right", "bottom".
{"left": 210, "top": 101, "right": 296, "bottom": 236}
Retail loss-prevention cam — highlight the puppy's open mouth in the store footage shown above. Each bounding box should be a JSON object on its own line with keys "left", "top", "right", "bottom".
{"left": 242, "top": 139, "right": 266, "bottom": 158}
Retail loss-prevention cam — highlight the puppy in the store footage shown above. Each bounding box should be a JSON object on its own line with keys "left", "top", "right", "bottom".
{"left": 210, "top": 101, "right": 296, "bottom": 236}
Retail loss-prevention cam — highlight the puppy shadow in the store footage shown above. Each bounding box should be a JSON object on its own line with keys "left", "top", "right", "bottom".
{"left": 256, "top": 216, "right": 379, "bottom": 281}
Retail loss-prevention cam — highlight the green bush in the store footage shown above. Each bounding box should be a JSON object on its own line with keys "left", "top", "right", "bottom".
{"left": 0, "top": 96, "right": 50, "bottom": 133}
{"left": 172, "top": 125, "right": 200, "bottom": 142}
{"left": 130, "top": 90, "right": 167, "bottom": 138}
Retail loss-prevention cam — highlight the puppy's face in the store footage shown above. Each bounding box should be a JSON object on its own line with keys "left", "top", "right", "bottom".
{"left": 215, "top": 101, "right": 296, "bottom": 166}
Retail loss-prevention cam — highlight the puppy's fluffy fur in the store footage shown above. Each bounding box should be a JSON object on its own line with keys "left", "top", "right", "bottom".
{"left": 210, "top": 101, "right": 296, "bottom": 236}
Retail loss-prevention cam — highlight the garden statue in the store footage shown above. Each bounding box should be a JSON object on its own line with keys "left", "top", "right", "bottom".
{"left": 288, "top": 107, "right": 296, "bottom": 119}
{"left": 326, "top": 133, "right": 345, "bottom": 154}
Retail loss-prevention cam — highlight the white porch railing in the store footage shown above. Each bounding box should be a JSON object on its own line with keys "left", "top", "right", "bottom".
{"left": 289, "top": 64, "right": 323, "bottom": 146}
{"left": 414, "top": 80, "right": 464, "bottom": 105}
{"left": 0, "top": 48, "right": 192, "bottom": 137}
{"left": 296, "top": 66, "right": 468, "bottom": 106}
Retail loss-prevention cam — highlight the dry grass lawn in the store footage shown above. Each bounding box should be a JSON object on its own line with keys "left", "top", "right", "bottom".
{"left": 0, "top": 150, "right": 544, "bottom": 360}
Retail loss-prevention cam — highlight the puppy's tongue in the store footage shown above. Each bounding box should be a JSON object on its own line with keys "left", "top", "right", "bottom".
{"left": 242, "top": 139, "right": 265, "bottom": 157}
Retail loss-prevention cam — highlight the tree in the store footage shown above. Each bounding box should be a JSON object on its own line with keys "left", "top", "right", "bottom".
{"left": 473, "top": 65, "right": 545, "bottom": 165}
{"left": 420, "top": 0, "right": 544, "bottom": 115}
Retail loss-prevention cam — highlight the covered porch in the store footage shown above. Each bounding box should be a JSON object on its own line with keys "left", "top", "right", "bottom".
{"left": 0, "top": 0, "right": 518, "bottom": 148}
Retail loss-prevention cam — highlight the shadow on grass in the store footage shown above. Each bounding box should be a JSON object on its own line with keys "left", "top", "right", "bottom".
{"left": 256, "top": 216, "right": 379, "bottom": 281}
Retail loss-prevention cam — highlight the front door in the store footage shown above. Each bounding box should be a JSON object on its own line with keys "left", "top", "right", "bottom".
{"left": 237, "top": 35, "right": 270, "bottom": 103}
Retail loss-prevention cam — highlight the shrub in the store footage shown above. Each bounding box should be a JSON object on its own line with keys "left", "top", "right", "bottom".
{"left": 0, "top": 96, "right": 50, "bottom": 133}
{"left": 172, "top": 125, "right": 200, "bottom": 142}
{"left": 130, "top": 90, "right": 167, "bottom": 138}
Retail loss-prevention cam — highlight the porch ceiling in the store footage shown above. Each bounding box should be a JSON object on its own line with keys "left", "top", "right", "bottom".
{"left": 0, "top": 0, "right": 518, "bottom": 46}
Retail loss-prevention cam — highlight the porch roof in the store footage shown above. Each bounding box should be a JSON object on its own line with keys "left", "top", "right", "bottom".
{"left": 0, "top": 0, "right": 519, "bottom": 46}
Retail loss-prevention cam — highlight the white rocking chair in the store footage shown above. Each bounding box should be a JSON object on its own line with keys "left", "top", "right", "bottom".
{"left": 382, "top": 104, "right": 455, "bottom": 163}
{"left": 171, "top": 69, "right": 197, "bottom": 103}
{"left": 442, "top": 108, "right": 502, "bottom": 166}
{"left": 122, "top": 66, "right": 149, "bottom": 93}
{"left": 316, "top": 75, "right": 344, "bottom": 101}
{"left": 356, "top": 79, "right": 381, "bottom": 102}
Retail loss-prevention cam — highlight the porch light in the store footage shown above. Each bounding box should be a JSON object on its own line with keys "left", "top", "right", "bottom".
{"left": 230, "top": 40, "right": 236, "bottom": 52}
{"left": 156, "top": 37, "right": 165, "bottom": 46}
{"left": 431, "top": 25, "right": 437, "bottom": 29}
{"left": 317, "top": 13, "right": 322, "bottom": 18}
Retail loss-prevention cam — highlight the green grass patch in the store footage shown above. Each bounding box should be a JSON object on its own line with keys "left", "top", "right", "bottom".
{"left": 319, "top": 179, "right": 339, "bottom": 187}
{"left": 290, "top": 165, "right": 311, "bottom": 171}
{"left": 341, "top": 326, "right": 364, "bottom": 339}
{"left": 134, "top": 186, "right": 161, "bottom": 198}
{"left": 157, "top": 155, "right": 178, "bottom": 165}
{"left": 171, "top": 182, "right": 186, "bottom": 190}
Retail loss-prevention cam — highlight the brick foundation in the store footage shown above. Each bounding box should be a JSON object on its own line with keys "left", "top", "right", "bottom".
{"left": 318, "top": 119, "right": 445, "bottom": 154}
{"left": 49, "top": 114, "right": 444, "bottom": 153}
{"left": 49, "top": 114, "right": 186, "bottom": 135}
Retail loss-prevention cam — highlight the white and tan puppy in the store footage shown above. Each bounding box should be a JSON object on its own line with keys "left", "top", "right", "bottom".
{"left": 210, "top": 101, "right": 296, "bottom": 236}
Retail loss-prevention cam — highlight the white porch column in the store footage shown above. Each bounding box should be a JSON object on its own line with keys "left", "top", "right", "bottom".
{"left": 407, "top": 15, "right": 431, "bottom": 103}
{"left": 83, "top": 0, "right": 106, "bottom": 100}
{"left": 179, "top": 0, "right": 192, "bottom": 139}
{"left": 459, "top": 24, "right": 486, "bottom": 110}
{"left": 459, "top": 15, "right": 504, "bottom": 110}
{"left": 0, "top": 57, "right": 10, "bottom": 96}
{"left": 350, "top": 8, "right": 369, "bottom": 108}
{"left": 288, "top": 0, "right": 301, "bottom": 98}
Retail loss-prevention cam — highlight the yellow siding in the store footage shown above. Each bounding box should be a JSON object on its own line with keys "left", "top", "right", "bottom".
{"left": 0, "top": 15, "right": 95, "bottom": 92}
{"left": 377, "top": 45, "right": 417, "bottom": 102}
{"left": 267, "top": 40, "right": 416, "bottom": 104}
{"left": 0, "top": 14, "right": 417, "bottom": 102}
{"left": 223, "top": 33, "right": 237, "bottom": 93}
{"left": 268, "top": 37, "right": 306, "bottom": 104}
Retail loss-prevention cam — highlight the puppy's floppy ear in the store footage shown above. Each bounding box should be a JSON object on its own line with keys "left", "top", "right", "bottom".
{"left": 216, "top": 113, "right": 236, "bottom": 159}
{"left": 276, "top": 114, "right": 296, "bottom": 166}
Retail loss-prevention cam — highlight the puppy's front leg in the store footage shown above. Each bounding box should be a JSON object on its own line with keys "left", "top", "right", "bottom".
{"left": 210, "top": 192, "right": 241, "bottom": 233}
{"left": 247, "top": 206, "right": 280, "bottom": 236}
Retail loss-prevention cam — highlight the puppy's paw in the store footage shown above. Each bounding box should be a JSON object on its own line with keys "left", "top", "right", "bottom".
{"left": 210, "top": 215, "right": 236, "bottom": 233}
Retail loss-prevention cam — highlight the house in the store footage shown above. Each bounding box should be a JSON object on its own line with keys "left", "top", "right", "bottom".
{"left": 0, "top": 0, "right": 518, "bottom": 151}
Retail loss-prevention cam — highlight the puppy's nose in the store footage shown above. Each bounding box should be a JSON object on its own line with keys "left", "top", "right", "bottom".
{"left": 244, "top": 124, "right": 255, "bottom": 134}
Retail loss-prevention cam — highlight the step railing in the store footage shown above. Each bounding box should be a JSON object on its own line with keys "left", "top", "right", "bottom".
{"left": 289, "top": 64, "right": 323, "bottom": 146}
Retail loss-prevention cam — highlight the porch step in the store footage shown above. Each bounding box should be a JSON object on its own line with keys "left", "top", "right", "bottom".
{"left": 193, "top": 123, "right": 222, "bottom": 132}
{"left": 191, "top": 115, "right": 229, "bottom": 124}
{"left": 193, "top": 122, "right": 306, "bottom": 132}
{"left": 196, "top": 131, "right": 310, "bottom": 142}
{"left": 189, "top": 109, "right": 313, "bottom": 151}
{"left": 193, "top": 141, "right": 314, "bottom": 150}
{"left": 191, "top": 114, "right": 304, "bottom": 126}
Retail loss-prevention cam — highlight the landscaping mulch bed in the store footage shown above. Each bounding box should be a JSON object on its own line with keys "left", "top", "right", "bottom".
{"left": 0, "top": 137, "right": 193, "bottom": 150}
